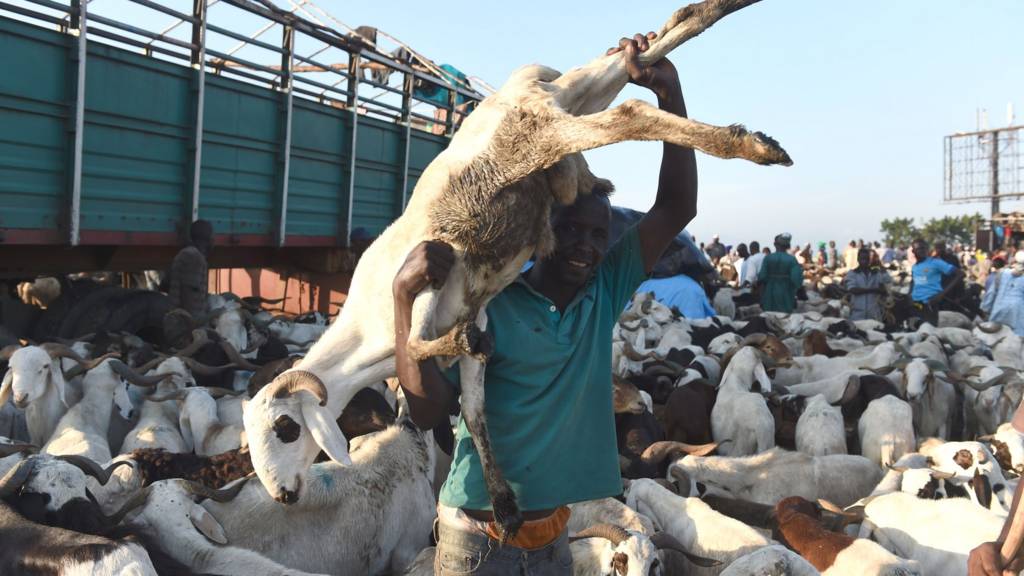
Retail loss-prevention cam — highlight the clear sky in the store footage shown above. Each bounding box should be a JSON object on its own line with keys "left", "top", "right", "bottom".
{"left": 15, "top": 0, "right": 1024, "bottom": 248}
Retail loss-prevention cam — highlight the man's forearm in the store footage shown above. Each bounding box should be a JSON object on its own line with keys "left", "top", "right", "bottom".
{"left": 652, "top": 87, "right": 698, "bottom": 224}
{"left": 394, "top": 294, "right": 454, "bottom": 429}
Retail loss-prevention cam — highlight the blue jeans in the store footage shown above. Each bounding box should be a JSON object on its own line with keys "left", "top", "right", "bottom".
{"left": 433, "top": 518, "right": 573, "bottom": 575}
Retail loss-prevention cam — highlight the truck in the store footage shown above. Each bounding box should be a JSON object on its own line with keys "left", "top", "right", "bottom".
{"left": 0, "top": 0, "right": 482, "bottom": 311}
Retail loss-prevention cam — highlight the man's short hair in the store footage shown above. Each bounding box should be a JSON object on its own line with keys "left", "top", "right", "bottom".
{"left": 912, "top": 237, "right": 927, "bottom": 247}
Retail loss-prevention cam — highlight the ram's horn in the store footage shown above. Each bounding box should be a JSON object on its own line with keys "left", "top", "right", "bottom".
{"left": 39, "top": 342, "right": 87, "bottom": 363}
{"left": 109, "top": 359, "right": 175, "bottom": 388}
{"left": 928, "top": 468, "right": 957, "bottom": 480}
{"left": 0, "top": 344, "right": 20, "bottom": 362}
{"left": 103, "top": 486, "right": 153, "bottom": 526}
{"left": 135, "top": 354, "right": 170, "bottom": 375}
{"left": 961, "top": 370, "right": 1012, "bottom": 392}
{"left": 650, "top": 532, "right": 722, "bottom": 567}
{"left": 978, "top": 434, "right": 996, "bottom": 442}
{"left": 182, "top": 474, "right": 252, "bottom": 502}
{"left": 62, "top": 352, "right": 122, "bottom": 381}
{"left": 570, "top": 523, "right": 630, "bottom": 545}
{"left": 182, "top": 357, "right": 237, "bottom": 377}
{"left": 145, "top": 389, "right": 189, "bottom": 403}
{"left": 0, "top": 459, "right": 36, "bottom": 498}
{"left": 205, "top": 387, "right": 246, "bottom": 399}
{"left": 174, "top": 329, "right": 209, "bottom": 358}
{"left": 57, "top": 455, "right": 132, "bottom": 485}
{"left": 264, "top": 370, "right": 328, "bottom": 406}
{"left": 0, "top": 442, "right": 37, "bottom": 458}
{"left": 923, "top": 359, "right": 950, "bottom": 372}
{"left": 218, "top": 340, "right": 260, "bottom": 372}
{"left": 641, "top": 441, "right": 720, "bottom": 465}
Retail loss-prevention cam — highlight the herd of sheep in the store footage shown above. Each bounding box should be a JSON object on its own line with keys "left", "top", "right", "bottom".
{"left": 0, "top": 272, "right": 1022, "bottom": 575}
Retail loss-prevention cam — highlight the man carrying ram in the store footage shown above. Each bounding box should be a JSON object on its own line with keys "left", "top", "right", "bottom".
{"left": 392, "top": 33, "right": 697, "bottom": 575}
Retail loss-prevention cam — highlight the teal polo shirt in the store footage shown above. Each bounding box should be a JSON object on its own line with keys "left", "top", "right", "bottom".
{"left": 439, "top": 225, "right": 648, "bottom": 511}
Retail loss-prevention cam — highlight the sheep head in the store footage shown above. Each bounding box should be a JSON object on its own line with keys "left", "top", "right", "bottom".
{"left": 1, "top": 346, "right": 65, "bottom": 410}
{"left": 243, "top": 369, "right": 349, "bottom": 504}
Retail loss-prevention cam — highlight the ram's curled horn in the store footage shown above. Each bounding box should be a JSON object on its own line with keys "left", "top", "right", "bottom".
{"left": 145, "top": 389, "right": 189, "bottom": 403}
{"left": 570, "top": 523, "right": 631, "bottom": 545}
{"left": 109, "top": 359, "right": 175, "bottom": 388}
{"left": 0, "top": 441, "right": 37, "bottom": 458}
{"left": 923, "top": 359, "right": 950, "bottom": 372}
{"left": 885, "top": 464, "right": 910, "bottom": 473}
{"left": 174, "top": 329, "right": 209, "bottom": 357}
{"left": 39, "top": 342, "right": 88, "bottom": 363}
{"left": 266, "top": 370, "right": 328, "bottom": 406}
{"left": 641, "top": 441, "right": 719, "bottom": 465}
{"left": 218, "top": 340, "right": 261, "bottom": 371}
{"left": 62, "top": 352, "right": 122, "bottom": 381}
{"left": 183, "top": 474, "right": 252, "bottom": 502}
{"left": 928, "top": 468, "right": 957, "bottom": 480}
{"left": 135, "top": 353, "right": 170, "bottom": 375}
{"left": 205, "top": 386, "right": 246, "bottom": 399}
{"left": 0, "top": 458, "right": 36, "bottom": 498}
{"left": 57, "top": 455, "right": 132, "bottom": 485}
{"left": 861, "top": 365, "right": 896, "bottom": 376}
{"left": 183, "top": 357, "right": 237, "bottom": 377}
{"left": 621, "top": 339, "right": 655, "bottom": 362}
{"left": 961, "top": 369, "right": 1012, "bottom": 392}
{"left": 104, "top": 485, "right": 153, "bottom": 526}
{"left": 0, "top": 344, "right": 20, "bottom": 362}
{"left": 650, "top": 532, "right": 722, "bottom": 567}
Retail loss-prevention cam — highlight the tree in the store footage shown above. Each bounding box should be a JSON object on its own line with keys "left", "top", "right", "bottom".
{"left": 880, "top": 217, "right": 918, "bottom": 247}
{"left": 920, "top": 213, "right": 983, "bottom": 246}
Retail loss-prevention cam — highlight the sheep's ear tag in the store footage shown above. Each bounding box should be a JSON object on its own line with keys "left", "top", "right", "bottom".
{"left": 190, "top": 505, "right": 228, "bottom": 545}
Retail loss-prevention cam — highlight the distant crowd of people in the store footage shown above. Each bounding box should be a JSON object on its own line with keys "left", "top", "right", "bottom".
{"left": 640, "top": 232, "right": 1024, "bottom": 336}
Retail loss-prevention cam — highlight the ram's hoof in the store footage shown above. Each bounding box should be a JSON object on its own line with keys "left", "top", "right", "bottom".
{"left": 491, "top": 489, "right": 522, "bottom": 544}
{"left": 457, "top": 322, "right": 493, "bottom": 362}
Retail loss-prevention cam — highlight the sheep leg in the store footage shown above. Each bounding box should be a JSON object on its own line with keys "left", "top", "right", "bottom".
{"left": 458, "top": 310, "right": 522, "bottom": 542}
{"left": 552, "top": 99, "right": 791, "bottom": 166}
{"left": 551, "top": 0, "right": 761, "bottom": 115}
{"left": 407, "top": 320, "right": 491, "bottom": 363}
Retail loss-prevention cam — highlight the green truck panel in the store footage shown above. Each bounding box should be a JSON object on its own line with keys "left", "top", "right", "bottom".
{"left": 0, "top": 15, "right": 454, "bottom": 248}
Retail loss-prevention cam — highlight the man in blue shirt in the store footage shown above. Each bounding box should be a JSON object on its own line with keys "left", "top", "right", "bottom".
{"left": 392, "top": 33, "right": 698, "bottom": 575}
{"left": 909, "top": 238, "right": 964, "bottom": 327}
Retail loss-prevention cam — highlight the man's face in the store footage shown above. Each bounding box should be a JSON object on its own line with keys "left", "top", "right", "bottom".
{"left": 545, "top": 195, "right": 611, "bottom": 288}
{"left": 912, "top": 242, "right": 929, "bottom": 262}
{"left": 857, "top": 250, "right": 870, "bottom": 268}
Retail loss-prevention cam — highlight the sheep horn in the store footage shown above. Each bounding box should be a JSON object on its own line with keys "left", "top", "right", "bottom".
{"left": 0, "top": 458, "right": 36, "bottom": 497}
{"left": 622, "top": 339, "right": 655, "bottom": 362}
{"left": 923, "top": 359, "right": 950, "bottom": 372}
{"left": 62, "top": 352, "right": 122, "bottom": 381}
{"left": 962, "top": 370, "right": 1012, "bottom": 392}
{"left": 641, "top": 441, "right": 720, "bottom": 465}
{"left": 56, "top": 455, "right": 132, "bottom": 485}
{"left": 886, "top": 464, "right": 910, "bottom": 473}
{"left": 204, "top": 387, "right": 246, "bottom": 399}
{"left": 265, "top": 370, "right": 327, "bottom": 406}
{"left": 103, "top": 486, "right": 153, "bottom": 526}
{"left": 0, "top": 344, "right": 20, "bottom": 362}
{"left": 928, "top": 468, "right": 957, "bottom": 480}
{"left": 182, "top": 474, "right": 252, "bottom": 502}
{"left": 174, "top": 329, "right": 209, "bottom": 358}
{"left": 0, "top": 442, "right": 37, "bottom": 458}
{"left": 145, "top": 389, "right": 189, "bottom": 403}
{"left": 218, "top": 340, "right": 261, "bottom": 372}
{"left": 39, "top": 342, "right": 87, "bottom": 363}
{"left": 650, "top": 532, "right": 722, "bottom": 567}
{"left": 136, "top": 354, "right": 170, "bottom": 375}
{"left": 570, "top": 523, "right": 631, "bottom": 545}
{"left": 108, "top": 359, "right": 174, "bottom": 388}
{"left": 183, "top": 357, "right": 237, "bottom": 377}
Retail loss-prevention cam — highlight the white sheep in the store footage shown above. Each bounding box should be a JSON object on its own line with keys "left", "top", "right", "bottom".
{"left": 203, "top": 424, "right": 435, "bottom": 575}
{"left": 858, "top": 492, "right": 1003, "bottom": 576}
{"left": 795, "top": 394, "right": 846, "bottom": 456}
{"left": 118, "top": 478, "right": 329, "bottom": 576}
{"left": 670, "top": 448, "right": 880, "bottom": 508}
{"left": 858, "top": 395, "right": 916, "bottom": 469}
{"left": 179, "top": 387, "right": 245, "bottom": 456}
{"left": 710, "top": 347, "right": 774, "bottom": 456}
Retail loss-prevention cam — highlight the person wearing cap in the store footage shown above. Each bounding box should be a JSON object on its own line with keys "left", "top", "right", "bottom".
{"left": 758, "top": 233, "right": 803, "bottom": 313}
{"left": 705, "top": 233, "right": 727, "bottom": 264}
{"left": 908, "top": 238, "right": 965, "bottom": 327}
{"left": 980, "top": 250, "right": 1024, "bottom": 336}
